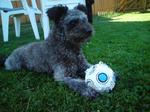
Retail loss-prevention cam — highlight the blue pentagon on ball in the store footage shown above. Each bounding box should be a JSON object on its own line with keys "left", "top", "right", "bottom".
{"left": 98, "top": 73, "right": 108, "bottom": 82}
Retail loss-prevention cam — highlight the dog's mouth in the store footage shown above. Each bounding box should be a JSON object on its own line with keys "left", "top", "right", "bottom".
{"left": 67, "top": 30, "right": 93, "bottom": 44}
{"left": 82, "top": 31, "right": 92, "bottom": 40}
{"left": 86, "top": 32, "right": 92, "bottom": 38}
{"left": 75, "top": 34, "right": 92, "bottom": 43}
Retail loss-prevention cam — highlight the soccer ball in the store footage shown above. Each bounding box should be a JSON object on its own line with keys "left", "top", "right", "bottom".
{"left": 85, "top": 61, "right": 116, "bottom": 92}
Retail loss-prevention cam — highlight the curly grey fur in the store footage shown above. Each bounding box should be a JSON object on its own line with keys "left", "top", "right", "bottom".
{"left": 5, "top": 5, "right": 98, "bottom": 98}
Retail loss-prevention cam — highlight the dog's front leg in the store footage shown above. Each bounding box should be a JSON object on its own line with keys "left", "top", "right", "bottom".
{"left": 53, "top": 65, "right": 98, "bottom": 98}
{"left": 64, "top": 77, "right": 99, "bottom": 98}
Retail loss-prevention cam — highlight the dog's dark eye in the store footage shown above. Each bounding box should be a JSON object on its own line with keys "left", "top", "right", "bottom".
{"left": 69, "top": 19, "right": 79, "bottom": 29}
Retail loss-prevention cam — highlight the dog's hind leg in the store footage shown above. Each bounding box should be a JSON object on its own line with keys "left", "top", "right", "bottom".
{"left": 5, "top": 54, "right": 22, "bottom": 71}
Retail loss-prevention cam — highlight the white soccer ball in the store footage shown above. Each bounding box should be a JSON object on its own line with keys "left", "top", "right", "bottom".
{"left": 85, "top": 61, "right": 116, "bottom": 92}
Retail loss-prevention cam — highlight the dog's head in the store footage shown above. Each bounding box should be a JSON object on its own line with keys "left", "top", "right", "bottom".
{"left": 47, "top": 5, "right": 93, "bottom": 44}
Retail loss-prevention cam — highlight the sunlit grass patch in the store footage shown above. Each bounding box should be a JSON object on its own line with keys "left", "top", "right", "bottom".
{"left": 112, "top": 12, "right": 150, "bottom": 22}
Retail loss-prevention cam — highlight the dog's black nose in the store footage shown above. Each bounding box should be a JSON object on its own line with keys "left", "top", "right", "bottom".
{"left": 86, "top": 29, "right": 92, "bottom": 34}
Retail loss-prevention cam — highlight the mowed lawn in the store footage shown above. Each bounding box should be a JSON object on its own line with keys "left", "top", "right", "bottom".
{"left": 0, "top": 12, "right": 150, "bottom": 112}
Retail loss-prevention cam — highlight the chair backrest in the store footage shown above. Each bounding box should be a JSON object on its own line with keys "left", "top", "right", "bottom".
{"left": 31, "top": 0, "right": 39, "bottom": 9}
{"left": 21, "top": 0, "right": 40, "bottom": 12}
{"left": 40, "top": 0, "right": 86, "bottom": 12}
{"left": 0, "top": 0, "right": 13, "bottom": 8}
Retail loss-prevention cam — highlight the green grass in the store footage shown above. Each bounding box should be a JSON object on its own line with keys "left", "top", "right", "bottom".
{"left": 0, "top": 13, "right": 150, "bottom": 112}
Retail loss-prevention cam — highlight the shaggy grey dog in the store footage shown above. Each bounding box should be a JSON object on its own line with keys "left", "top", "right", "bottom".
{"left": 5, "top": 5, "right": 98, "bottom": 98}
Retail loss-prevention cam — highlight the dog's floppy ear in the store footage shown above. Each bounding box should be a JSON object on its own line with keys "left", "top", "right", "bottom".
{"left": 75, "top": 4, "right": 87, "bottom": 15}
{"left": 47, "top": 5, "right": 68, "bottom": 24}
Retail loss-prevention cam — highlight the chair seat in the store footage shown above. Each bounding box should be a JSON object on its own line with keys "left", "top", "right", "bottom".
{"left": 0, "top": 7, "right": 24, "bottom": 12}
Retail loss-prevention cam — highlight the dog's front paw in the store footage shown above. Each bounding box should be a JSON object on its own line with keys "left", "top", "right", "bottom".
{"left": 82, "top": 86, "right": 99, "bottom": 99}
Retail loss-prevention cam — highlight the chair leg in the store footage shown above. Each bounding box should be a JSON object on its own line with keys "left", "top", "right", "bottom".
{"left": 41, "top": 14, "right": 50, "bottom": 39}
{"left": 1, "top": 13, "right": 9, "bottom": 42}
{"left": 14, "top": 17, "right": 21, "bottom": 37}
{"left": 28, "top": 12, "right": 40, "bottom": 40}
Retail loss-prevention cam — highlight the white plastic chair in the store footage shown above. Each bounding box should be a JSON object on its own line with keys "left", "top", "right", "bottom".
{"left": 40, "top": 0, "right": 86, "bottom": 39}
{"left": 0, "top": 0, "right": 41, "bottom": 42}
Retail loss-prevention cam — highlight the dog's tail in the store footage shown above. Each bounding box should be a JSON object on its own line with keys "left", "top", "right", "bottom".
{"left": 0, "top": 55, "right": 7, "bottom": 68}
